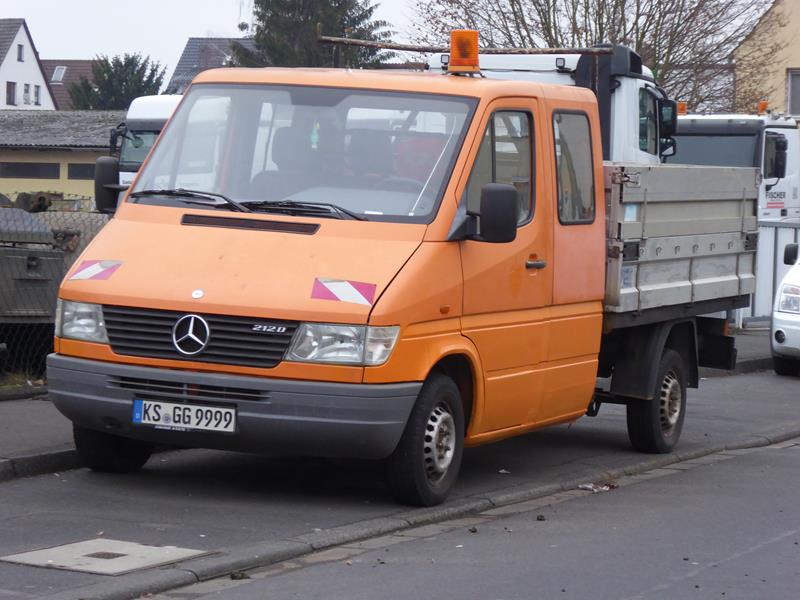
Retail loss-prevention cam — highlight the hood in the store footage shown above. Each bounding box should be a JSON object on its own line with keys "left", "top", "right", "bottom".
{"left": 61, "top": 208, "right": 425, "bottom": 324}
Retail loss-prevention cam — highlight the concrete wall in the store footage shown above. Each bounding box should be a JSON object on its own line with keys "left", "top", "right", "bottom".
{"left": 0, "top": 26, "right": 55, "bottom": 110}
{"left": 0, "top": 149, "right": 102, "bottom": 200}
{"left": 735, "top": 0, "right": 800, "bottom": 114}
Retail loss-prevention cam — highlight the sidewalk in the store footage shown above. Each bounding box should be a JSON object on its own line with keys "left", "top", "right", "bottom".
{"left": 0, "top": 330, "right": 775, "bottom": 483}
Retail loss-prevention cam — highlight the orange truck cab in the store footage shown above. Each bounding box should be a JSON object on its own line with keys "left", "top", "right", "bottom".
{"left": 47, "top": 36, "right": 754, "bottom": 506}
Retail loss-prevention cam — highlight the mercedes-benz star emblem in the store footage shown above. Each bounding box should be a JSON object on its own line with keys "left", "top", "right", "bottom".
{"left": 172, "top": 314, "right": 210, "bottom": 356}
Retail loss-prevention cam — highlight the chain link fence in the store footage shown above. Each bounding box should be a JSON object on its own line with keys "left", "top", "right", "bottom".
{"left": 0, "top": 202, "right": 109, "bottom": 382}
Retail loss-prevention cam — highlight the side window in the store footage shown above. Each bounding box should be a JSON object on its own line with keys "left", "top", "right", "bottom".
{"left": 553, "top": 112, "right": 595, "bottom": 224}
{"left": 638, "top": 89, "right": 658, "bottom": 154}
{"left": 466, "top": 110, "right": 533, "bottom": 224}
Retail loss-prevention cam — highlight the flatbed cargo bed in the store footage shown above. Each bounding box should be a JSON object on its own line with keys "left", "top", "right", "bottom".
{"left": 603, "top": 163, "right": 759, "bottom": 329}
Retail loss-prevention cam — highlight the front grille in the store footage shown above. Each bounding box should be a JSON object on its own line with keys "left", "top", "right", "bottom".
{"left": 103, "top": 305, "right": 298, "bottom": 368}
{"left": 109, "top": 375, "right": 267, "bottom": 402}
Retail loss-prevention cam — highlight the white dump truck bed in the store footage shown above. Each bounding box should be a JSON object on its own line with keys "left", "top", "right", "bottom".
{"left": 604, "top": 163, "right": 759, "bottom": 323}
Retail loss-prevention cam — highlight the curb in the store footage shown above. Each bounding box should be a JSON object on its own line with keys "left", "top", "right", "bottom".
{"left": 40, "top": 422, "right": 800, "bottom": 600}
{"left": 0, "top": 449, "right": 80, "bottom": 483}
{"left": 0, "top": 385, "right": 47, "bottom": 402}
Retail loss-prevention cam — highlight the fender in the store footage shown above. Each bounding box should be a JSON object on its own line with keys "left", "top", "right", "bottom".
{"left": 607, "top": 318, "right": 698, "bottom": 400}
{"left": 363, "top": 326, "right": 486, "bottom": 436}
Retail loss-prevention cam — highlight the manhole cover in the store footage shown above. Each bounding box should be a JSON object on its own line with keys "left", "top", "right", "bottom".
{"left": 1, "top": 538, "right": 208, "bottom": 575}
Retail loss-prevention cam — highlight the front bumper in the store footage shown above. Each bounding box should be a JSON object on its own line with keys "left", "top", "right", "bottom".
{"left": 772, "top": 310, "right": 800, "bottom": 359}
{"left": 47, "top": 354, "right": 421, "bottom": 459}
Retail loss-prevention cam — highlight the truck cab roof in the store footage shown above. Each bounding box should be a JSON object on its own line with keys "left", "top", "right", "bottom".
{"left": 126, "top": 95, "right": 183, "bottom": 121}
{"left": 192, "top": 66, "right": 599, "bottom": 104}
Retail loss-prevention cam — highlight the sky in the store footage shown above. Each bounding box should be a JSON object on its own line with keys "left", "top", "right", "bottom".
{"left": 7, "top": 0, "right": 417, "bottom": 80}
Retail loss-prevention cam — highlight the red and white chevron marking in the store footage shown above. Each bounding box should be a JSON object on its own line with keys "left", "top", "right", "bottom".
{"left": 311, "top": 277, "right": 377, "bottom": 306}
{"left": 69, "top": 260, "right": 123, "bottom": 281}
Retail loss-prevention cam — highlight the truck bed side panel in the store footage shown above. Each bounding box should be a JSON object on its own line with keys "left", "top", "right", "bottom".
{"left": 604, "top": 163, "right": 759, "bottom": 317}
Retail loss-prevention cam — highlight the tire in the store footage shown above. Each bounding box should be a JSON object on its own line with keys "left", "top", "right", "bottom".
{"left": 387, "top": 373, "right": 465, "bottom": 506}
{"left": 773, "top": 355, "right": 800, "bottom": 377}
{"left": 73, "top": 424, "right": 153, "bottom": 473}
{"left": 626, "top": 349, "right": 687, "bottom": 454}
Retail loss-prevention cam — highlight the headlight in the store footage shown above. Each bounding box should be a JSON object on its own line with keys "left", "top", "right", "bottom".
{"left": 778, "top": 284, "right": 800, "bottom": 314}
{"left": 287, "top": 323, "right": 399, "bottom": 366}
{"left": 56, "top": 299, "right": 109, "bottom": 343}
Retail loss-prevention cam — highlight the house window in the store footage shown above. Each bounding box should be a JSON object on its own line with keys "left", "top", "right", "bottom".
{"left": 68, "top": 163, "right": 95, "bottom": 180}
{"left": 17, "top": 44, "right": 23, "bottom": 62}
{"left": 51, "top": 66, "right": 67, "bottom": 83}
{"left": 23, "top": 84, "right": 30, "bottom": 105}
{"left": 0, "top": 162, "right": 60, "bottom": 179}
{"left": 34, "top": 85, "right": 40, "bottom": 106}
{"left": 789, "top": 70, "right": 800, "bottom": 115}
{"left": 6, "top": 82, "right": 16, "bottom": 106}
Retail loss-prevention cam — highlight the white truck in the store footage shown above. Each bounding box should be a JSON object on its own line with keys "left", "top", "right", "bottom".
{"left": 669, "top": 113, "right": 799, "bottom": 220}
{"left": 427, "top": 44, "right": 676, "bottom": 164}
{"left": 111, "top": 95, "right": 183, "bottom": 187}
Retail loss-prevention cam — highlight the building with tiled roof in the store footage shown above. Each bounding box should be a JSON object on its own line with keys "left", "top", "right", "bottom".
{"left": 0, "top": 18, "right": 56, "bottom": 110}
{"left": 166, "top": 37, "right": 257, "bottom": 93}
{"left": 0, "top": 110, "right": 123, "bottom": 200}
{"left": 40, "top": 60, "right": 95, "bottom": 111}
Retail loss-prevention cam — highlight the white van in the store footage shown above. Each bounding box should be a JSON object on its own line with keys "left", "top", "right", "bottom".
{"left": 772, "top": 241, "right": 800, "bottom": 375}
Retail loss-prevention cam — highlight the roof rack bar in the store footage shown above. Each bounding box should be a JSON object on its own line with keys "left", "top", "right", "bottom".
{"left": 317, "top": 34, "right": 614, "bottom": 56}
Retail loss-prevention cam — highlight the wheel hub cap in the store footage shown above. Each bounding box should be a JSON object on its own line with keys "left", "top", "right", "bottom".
{"left": 659, "top": 370, "right": 682, "bottom": 435}
{"left": 423, "top": 403, "right": 455, "bottom": 483}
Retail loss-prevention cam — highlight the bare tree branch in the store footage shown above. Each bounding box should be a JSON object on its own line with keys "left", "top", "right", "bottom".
{"left": 411, "top": 0, "right": 784, "bottom": 111}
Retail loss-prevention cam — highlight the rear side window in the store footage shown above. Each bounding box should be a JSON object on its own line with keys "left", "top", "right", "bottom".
{"left": 638, "top": 89, "right": 658, "bottom": 155}
{"left": 553, "top": 112, "right": 595, "bottom": 224}
{"left": 466, "top": 110, "right": 533, "bottom": 224}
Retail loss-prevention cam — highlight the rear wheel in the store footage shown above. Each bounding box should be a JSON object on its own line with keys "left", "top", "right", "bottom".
{"left": 387, "top": 373, "right": 464, "bottom": 506}
{"left": 773, "top": 355, "right": 800, "bottom": 377}
{"left": 626, "top": 349, "right": 687, "bottom": 454}
{"left": 73, "top": 424, "right": 153, "bottom": 473}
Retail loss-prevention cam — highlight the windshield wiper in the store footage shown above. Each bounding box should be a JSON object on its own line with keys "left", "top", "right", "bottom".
{"left": 129, "top": 188, "right": 252, "bottom": 213}
{"left": 243, "top": 200, "right": 367, "bottom": 221}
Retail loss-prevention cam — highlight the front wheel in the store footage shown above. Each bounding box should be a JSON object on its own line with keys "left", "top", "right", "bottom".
{"left": 626, "top": 349, "right": 687, "bottom": 454}
{"left": 74, "top": 424, "right": 153, "bottom": 473}
{"left": 387, "top": 373, "right": 465, "bottom": 506}
{"left": 773, "top": 355, "right": 800, "bottom": 377}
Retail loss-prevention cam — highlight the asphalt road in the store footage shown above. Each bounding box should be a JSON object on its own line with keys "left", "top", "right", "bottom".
{"left": 0, "top": 371, "right": 799, "bottom": 598}
{"left": 159, "top": 440, "right": 800, "bottom": 600}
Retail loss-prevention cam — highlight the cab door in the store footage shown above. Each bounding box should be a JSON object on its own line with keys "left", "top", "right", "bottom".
{"left": 536, "top": 106, "right": 605, "bottom": 424}
{"left": 459, "top": 99, "right": 553, "bottom": 434}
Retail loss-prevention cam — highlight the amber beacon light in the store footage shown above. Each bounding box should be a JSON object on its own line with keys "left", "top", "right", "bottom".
{"left": 448, "top": 29, "right": 480, "bottom": 73}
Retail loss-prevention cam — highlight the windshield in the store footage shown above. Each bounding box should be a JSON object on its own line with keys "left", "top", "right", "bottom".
{"left": 119, "top": 131, "right": 160, "bottom": 170}
{"left": 132, "top": 84, "right": 477, "bottom": 223}
{"left": 668, "top": 134, "right": 758, "bottom": 167}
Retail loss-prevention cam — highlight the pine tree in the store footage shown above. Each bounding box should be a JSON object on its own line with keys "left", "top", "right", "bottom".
{"left": 69, "top": 54, "right": 165, "bottom": 110}
{"left": 231, "top": 0, "right": 394, "bottom": 68}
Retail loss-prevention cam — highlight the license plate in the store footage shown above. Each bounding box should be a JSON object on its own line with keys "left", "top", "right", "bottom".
{"left": 132, "top": 399, "right": 236, "bottom": 433}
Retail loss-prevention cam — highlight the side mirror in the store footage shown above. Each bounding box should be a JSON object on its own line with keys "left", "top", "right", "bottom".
{"left": 785, "top": 243, "right": 799, "bottom": 266}
{"left": 658, "top": 98, "right": 678, "bottom": 138}
{"left": 765, "top": 131, "right": 788, "bottom": 181}
{"left": 472, "top": 183, "right": 518, "bottom": 243}
{"left": 109, "top": 123, "right": 127, "bottom": 155}
{"left": 660, "top": 137, "right": 676, "bottom": 158}
{"left": 94, "top": 156, "right": 122, "bottom": 214}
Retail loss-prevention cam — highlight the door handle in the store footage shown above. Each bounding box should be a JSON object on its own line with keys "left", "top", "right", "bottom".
{"left": 526, "top": 259, "right": 547, "bottom": 269}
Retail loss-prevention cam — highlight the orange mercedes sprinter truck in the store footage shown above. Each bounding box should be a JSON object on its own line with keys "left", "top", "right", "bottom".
{"left": 47, "top": 33, "right": 764, "bottom": 505}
